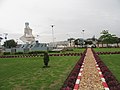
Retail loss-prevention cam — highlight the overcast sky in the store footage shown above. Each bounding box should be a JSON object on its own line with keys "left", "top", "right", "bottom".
{"left": 0, "top": 0, "right": 120, "bottom": 43}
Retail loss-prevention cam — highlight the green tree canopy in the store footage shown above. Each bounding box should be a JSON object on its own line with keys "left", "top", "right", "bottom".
{"left": 67, "top": 38, "right": 75, "bottom": 46}
{"left": 99, "top": 30, "right": 118, "bottom": 44}
{"left": 3, "top": 39, "right": 17, "bottom": 48}
{"left": 99, "top": 30, "right": 119, "bottom": 47}
{"left": 74, "top": 38, "right": 84, "bottom": 46}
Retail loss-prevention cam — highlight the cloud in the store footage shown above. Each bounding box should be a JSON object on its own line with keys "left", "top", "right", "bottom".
{"left": 0, "top": 0, "right": 120, "bottom": 43}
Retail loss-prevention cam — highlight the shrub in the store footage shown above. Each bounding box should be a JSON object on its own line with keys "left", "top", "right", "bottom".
{"left": 43, "top": 52, "right": 49, "bottom": 67}
{"left": 28, "top": 51, "right": 45, "bottom": 54}
{"left": 48, "top": 51, "right": 61, "bottom": 53}
{"left": 15, "top": 52, "right": 23, "bottom": 55}
{"left": 3, "top": 52, "right": 11, "bottom": 55}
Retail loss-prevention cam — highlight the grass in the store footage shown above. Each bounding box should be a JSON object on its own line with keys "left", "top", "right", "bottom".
{"left": 99, "top": 54, "right": 120, "bottom": 82}
{"left": 72, "top": 48, "right": 85, "bottom": 53}
{"left": 60, "top": 48, "right": 85, "bottom": 53}
{"left": 47, "top": 48, "right": 85, "bottom": 54}
{"left": 94, "top": 48, "right": 120, "bottom": 52}
{"left": 0, "top": 56, "right": 80, "bottom": 90}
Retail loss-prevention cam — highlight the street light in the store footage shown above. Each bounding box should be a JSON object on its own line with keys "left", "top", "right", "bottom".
{"left": 66, "top": 34, "right": 71, "bottom": 47}
{"left": 36, "top": 35, "right": 40, "bottom": 42}
{"left": 51, "top": 25, "right": 55, "bottom": 47}
{"left": 82, "top": 30, "right": 85, "bottom": 39}
{"left": 4, "top": 33, "right": 8, "bottom": 39}
{"left": 4, "top": 33, "right": 8, "bottom": 48}
{"left": 82, "top": 30, "right": 85, "bottom": 47}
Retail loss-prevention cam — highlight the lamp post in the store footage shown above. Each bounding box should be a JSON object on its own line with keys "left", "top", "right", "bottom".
{"left": 82, "top": 30, "right": 85, "bottom": 39}
{"left": 82, "top": 30, "right": 85, "bottom": 47}
{"left": 4, "top": 33, "right": 8, "bottom": 48}
{"left": 36, "top": 35, "right": 39, "bottom": 42}
{"left": 51, "top": 25, "right": 55, "bottom": 47}
{"left": 66, "top": 34, "right": 71, "bottom": 47}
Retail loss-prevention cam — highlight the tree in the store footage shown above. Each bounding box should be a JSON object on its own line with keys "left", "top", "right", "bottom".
{"left": 96, "top": 39, "right": 101, "bottom": 47}
{"left": 3, "top": 39, "right": 17, "bottom": 48}
{"left": 84, "top": 40, "right": 93, "bottom": 45}
{"left": 113, "top": 37, "right": 120, "bottom": 47}
{"left": 74, "top": 38, "right": 84, "bottom": 47}
{"left": 67, "top": 38, "right": 75, "bottom": 47}
{"left": 99, "top": 30, "right": 117, "bottom": 47}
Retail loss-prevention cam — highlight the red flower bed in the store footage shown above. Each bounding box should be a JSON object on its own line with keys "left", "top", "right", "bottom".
{"left": 92, "top": 49, "right": 120, "bottom": 90}
{"left": 48, "top": 53, "right": 82, "bottom": 57}
{"left": 60, "top": 49, "right": 87, "bottom": 90}
{"left": 0, "top": 53, "right": 83, "bottom": 58}
{"left": 96, "top": 51, "right": 120, "bottom": 55}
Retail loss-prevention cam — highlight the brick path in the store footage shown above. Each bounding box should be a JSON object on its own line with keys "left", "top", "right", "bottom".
{"left": 78, "top": 48, "right": 104, "bottom": 90}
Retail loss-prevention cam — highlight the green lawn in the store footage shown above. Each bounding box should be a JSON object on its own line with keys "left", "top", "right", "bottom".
{"left": 94, "top": 48, "right": 120, "bottom": 52}
{"left": 48, "top": 48, "right": 85, "bottom": 54}
{"left": 72, "top": 48, "right": 85, "bottom": 53}
{"left": 0, "top": 56, "right": 80, "bottom": 90}
{"left": 99, "top": 54, "right": 120, "bottom": 82}
{"left": 61, "top": 48, "right": 85, "bottom": 53}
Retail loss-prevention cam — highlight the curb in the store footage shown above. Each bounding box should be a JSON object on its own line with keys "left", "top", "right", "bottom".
{"left": 96, "top": 64, "right": 110, "bottom": 90}
{"left": 73, "top": 62, "right": 84, "bottom": 90}
{"left": 74, "top": 49, "right": 110, "bottom": 90}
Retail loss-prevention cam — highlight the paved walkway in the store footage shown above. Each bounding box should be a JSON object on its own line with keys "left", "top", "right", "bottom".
{"left": 78, "top": 48, "right": 104, "bottom": 90}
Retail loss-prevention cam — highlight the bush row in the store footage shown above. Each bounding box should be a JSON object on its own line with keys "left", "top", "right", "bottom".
{"left": 92, "top": 49, "right": 120, "bottom": 90}
{"left": 3, "top": 51, "right": 46, "bottom": 55}
{"left": 0, "top": 53, "right": 83, "bottom": 58}
{"left": 60, "top": 49, "right": 87, "bottom": 90}
{"left": 0, "top": 55, "right": 41, "bottom": 58}
{"left": 49, "top": 53, "right": 83, "bottom": 56}
{"left": 96, "top": 51, "right": 120, "bottom": 55}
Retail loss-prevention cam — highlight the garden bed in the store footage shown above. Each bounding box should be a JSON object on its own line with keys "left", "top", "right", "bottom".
{"left": 96, "top": 51, "right": 120, "bottom": 55}
{"left": 92, "top": 49, "right": 120, "bottom": 90}
{"left": 0, "top": 53, "right": 83, "bottom": 58}
{"left": 60, "top": 49, "right": 87, "bottom": 90}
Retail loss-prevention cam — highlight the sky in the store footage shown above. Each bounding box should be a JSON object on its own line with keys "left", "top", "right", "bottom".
{"left": 0, "top": 0, "right": 120, "bottom": 44}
